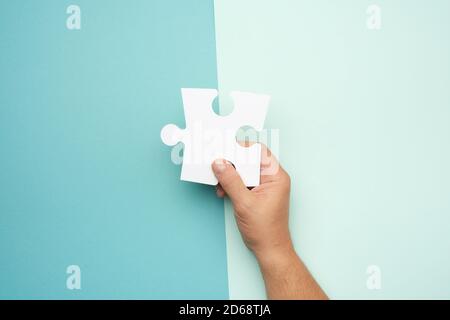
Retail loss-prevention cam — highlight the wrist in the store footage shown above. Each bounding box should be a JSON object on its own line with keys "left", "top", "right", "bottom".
{"left": 253, "top": 240, "right": 297, "bottom": 270}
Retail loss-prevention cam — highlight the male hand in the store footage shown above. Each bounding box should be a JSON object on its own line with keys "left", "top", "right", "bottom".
{"left": 212, "top": 145, "right": 327, "bottom": 300}
{"left": 212, "top": 145, "right": 291, "bottom": 260}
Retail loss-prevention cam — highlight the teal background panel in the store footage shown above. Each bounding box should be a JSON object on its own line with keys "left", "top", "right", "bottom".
{"left": 0, "top": 0, "right": 228, "bottom": 299}
{"left": 215, "top": 0, "right": 450, "bottom": 299}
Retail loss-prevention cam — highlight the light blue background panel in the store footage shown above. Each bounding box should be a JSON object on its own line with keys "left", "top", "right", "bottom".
{"left": 0, "top": 1, "right": 228, "bottom": 299}
{"left": 215, "top": 0, "right": 450, "bottom": 299}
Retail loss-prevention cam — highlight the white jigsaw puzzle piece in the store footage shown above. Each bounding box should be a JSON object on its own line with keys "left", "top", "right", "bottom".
{"left": 161, "top": 88, "right": 270, "bottom": 186}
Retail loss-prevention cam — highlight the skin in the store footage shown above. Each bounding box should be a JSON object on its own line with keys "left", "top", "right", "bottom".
{"left": 212, "top": 145, "right": 328, "bottom": 300}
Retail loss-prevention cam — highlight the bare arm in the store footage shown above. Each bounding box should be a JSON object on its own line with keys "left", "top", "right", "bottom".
{"left": 256, "top": 245, "right": 327, "bottom": 300}
{"left": 212, "top": 145, "right": 327, "bottom": 300}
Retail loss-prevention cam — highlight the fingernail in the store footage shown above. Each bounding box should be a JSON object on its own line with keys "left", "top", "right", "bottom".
{"left": 213, "top": 159, "right": 227, "bottom": 173}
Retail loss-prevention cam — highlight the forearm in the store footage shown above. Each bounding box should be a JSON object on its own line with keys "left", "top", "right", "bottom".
{"left": 255, "top": 244, "right": 328, "bottom": 300}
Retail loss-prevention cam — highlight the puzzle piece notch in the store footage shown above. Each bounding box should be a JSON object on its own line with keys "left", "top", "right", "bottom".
{"left": 228, "top": 91, "right": 269, "bottom": 132}
{"left": 161, "top": 88, "right": 270, "bottom": 187}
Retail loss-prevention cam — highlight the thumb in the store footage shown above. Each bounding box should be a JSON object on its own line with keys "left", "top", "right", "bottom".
{"left": 212, "top": 159, "right": 251, "bottom": 204}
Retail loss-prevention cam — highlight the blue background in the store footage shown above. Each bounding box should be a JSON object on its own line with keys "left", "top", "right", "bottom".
{"left": 0, "top": 0, "right": 228, "bottom": 299}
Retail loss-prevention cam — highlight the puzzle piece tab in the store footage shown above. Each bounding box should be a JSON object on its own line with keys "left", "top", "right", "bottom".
{"left": 161, "top": 88, "right": 270, "bottom": 186}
